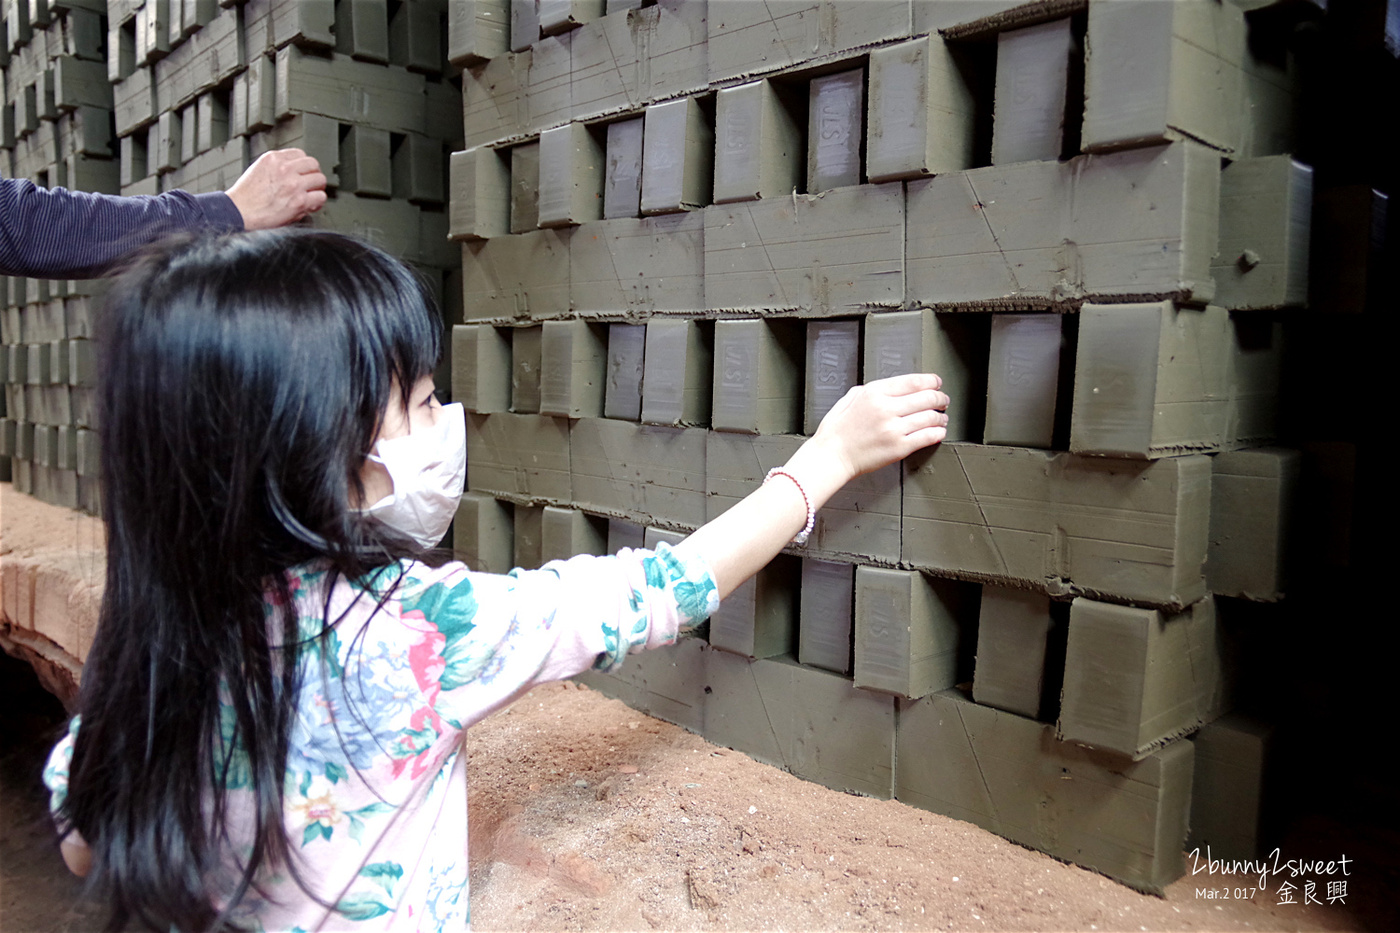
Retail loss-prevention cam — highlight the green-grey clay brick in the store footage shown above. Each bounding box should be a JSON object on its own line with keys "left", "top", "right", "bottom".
{"left": 6, "top": 388, "right": 26, "bottom": 424}
{"left": 270, "top": 0, "right": 335, "bottom": 51}
{"left": 602, "top": 117, "right": 644, "bottom": 219}
{"left": 640, "top": 319, "right": 710, "bottom": 427}
{"left": 76, "top": 427, "right": 99, "bottom": 478}
{"left": 804, "top": 320, "right": 860, "bottom": 435}
{"left": 538, "top": 0, "right": 602, "bottom": 36}
{"left": 897, "top": 688, "right": 1194, "bottom": 894}
{"left": 47, "top": 340, "right": 68, "bottom": 385}
{"left": 340, "top": 124, "right": 393, "bottom": 197}
{"left": 53, "top": 55, "right": 112, "bottom": 112}
{"left": 984, "top": 313, "right": 1063, "bottom": 449}
{"left": 603, "top": 324, "right": 645, "bottom": 421}
{"left": 451, "top": 324, "right": 512, "bottom": 413}
{"left": 706, "top": 652, "right": 896, "bottom": 799}
{"left": 569, "top": 0, "right": 709, "bottom": 121}
{"left": 1071, "top": 302, "right": 1231, "bottom": 458}
{"left": 69, "top": 106, "right": 115, "bottom": 158}
{"left": 1059, "top": 596, "right": 1226, "bottom": 760}
{"left": 713, "top": 79, "right": 802, "bottom": 204}
{"left": 1212, "top": 156, "right": 1312, "bottom": 310}
{"left": 807, "top": 69, "right": 864, "bottom": 194}
{"left": 510, "top": 325, "right": 542, "bottom": 413}
{"left": 798, "top": 559, "right": 854, "bottom": 674}
{"left": 15, "top": 422, "right": 35, "bottom": 460}
{"left": 569, "top": 418, "right": 707, "bottom": 528}
{"left": 1082, "top": 0, "right": 1244, "bottom": 154}
{"left": 335, "top": 0, "right": 390, "bottom": 63}
{"left": 864, "top": 309, "right": 988, "bottom": 443}
{"left": 388, "top": 0, "right": 445, "bottom": 74}
{"left": 538, "top": 121, "right": 604, "bottom": 227}
{"left": 577, "top": 637, "right": 708, "bottom": 732}
{"left": 460, "top": 229, "right": 571, "bottom": 321}
{"left": 710, "top": 556, "right": 797, "bottom": 659}
{"left": 275, "top": 46, "right": 427, "bottom": 135}
{"left": 0, "top": 420, "right": 15, "bottom": 458}
{"left": 245, "top": 53, "right": 276, "bottom": 133}
{"left": 1188, "top": 713, "right": 1273, "bottom": 862}
{"left": 569, "top": 214, "right": 706, "bottom": 315}
{"left": 541, "top": 505, "right": 606, "bottom": 563}
{"left": 711, "top": 319, "right": 801, "bottom": 435}
{"left": 706, "top": 0, "right": 911, "bottom": 86}
{"left": 991, "top": 18, "right": 1074, "bottom": 166}
{"left": 705, "top": 431, "right": 901, "bottom": 564}
{"left": 114, "top": 67, "right": 156, "bottom": 137}
{"left": 25, "top": 344, "right": 48, "bottom": 385}
{"left": 44, "top": 386, "right": 73, "bottom": 426}
{"left": 34, "top": 424, "right": 57, "bottom": 468}
{"left": 972, "top": 587, "right": 1054, "bottom": 719}
{"left": 854, "top": 567, "right": 973, "bottom": 700}
{"left": 392, "top": 133, "right": 445, "bottom": 206}
{"left": 72, "top": 387, "right": 97, "bottom": 429}
{"left": 640, "top": 97, "right": 712, "bottom": 215}
{"left": 607, "top": 518, "right": 645, "bottom": 552}
{"left": 903, "top": 443, "right": 1212, "bottom": 610}
{"left": 450, "top": 147, "right": 511, "bottom": 240}
{"left": 55, "top": 425, "right": 77, "bottom": 471}
{"left": 509, "top": 141, "right": 540, "bottom": 233}
{"left": 867, "top": 35, "right": 975, "bottom": 183}
{"left": 449, "top": 0, "right": 510, "bottom": 67}
{"left": 7, "top": 345, "right": 27, "bottom": 384}
{"left": 513, "top": 503, "right": 545, "bottom": 569}
{"left": 152, "top": 110, "right": 181, "bottom": 172}
{"left": 465, "top": 412, "right": 571, "bottom": 501}
{"left": 642, "top": 526, "right": 686, "bottom": 550}
{"left": 179, "top": 101, "right": 198, "bottom": 164}
{"left": 539, "top": 319, "right": 606, "bottom": 418}
{"left": 905, "top": 140, "right": 1219, "bottom": 310}
{"left": 704, "top": 183, "right": 905, "bottom": 316}
{"left": 120, "top": 134, "right": 147, "bottom": 186}
{"left": 453, "top": 491, "right": 514, "bottom": 572}
{"left": 510, "top": 0, "right": 540, "bottom": 52}
{"left": 1207, "top": 447, "right": 1299, "bottom": 601}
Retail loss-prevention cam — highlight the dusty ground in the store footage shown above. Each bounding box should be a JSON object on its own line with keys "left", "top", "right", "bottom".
{"left": 4, "top": 655, "right": 1392, "bottom": 933}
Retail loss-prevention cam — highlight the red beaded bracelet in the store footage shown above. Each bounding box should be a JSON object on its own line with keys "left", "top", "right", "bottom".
{"left": 764, "top": 467, "right": 815, "bottom": 546}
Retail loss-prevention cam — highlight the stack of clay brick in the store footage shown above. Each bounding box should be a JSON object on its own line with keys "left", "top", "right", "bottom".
{"left": 445, "top": 0, "right": 1344, "bottom": 892}
{"left": 1, "top": 0, "right": 464, "bottom": 510}
{"left": 1, "top": 0, "right": 111, "bottom": 510}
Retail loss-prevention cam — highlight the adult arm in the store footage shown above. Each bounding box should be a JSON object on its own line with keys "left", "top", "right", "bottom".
{"left": 0, "top": 149, "right": 326, "bottom": 278}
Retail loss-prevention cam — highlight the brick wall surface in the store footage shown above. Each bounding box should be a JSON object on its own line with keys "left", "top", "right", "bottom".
{"left": 4, "top": 0, "right": 1395, "bottom": 897}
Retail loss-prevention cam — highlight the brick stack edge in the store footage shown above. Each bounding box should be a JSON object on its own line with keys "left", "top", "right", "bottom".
{"left": 2, "top": 0, "right": 1393, "bottom": 899}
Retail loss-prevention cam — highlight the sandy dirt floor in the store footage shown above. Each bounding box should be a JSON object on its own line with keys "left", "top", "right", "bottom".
{"left": 4, "top": 661, "right": 1394, "bottom": 933}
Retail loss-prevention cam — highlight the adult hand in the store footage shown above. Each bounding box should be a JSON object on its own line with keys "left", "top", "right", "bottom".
{"left": 225, "top": 148, "right": 328, "bottom": 230}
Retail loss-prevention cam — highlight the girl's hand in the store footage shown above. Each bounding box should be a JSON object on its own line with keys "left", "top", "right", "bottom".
{"left": 807, "top": 373, "right": 951, "bottom": 485}
{"left": 674, "top": 373, "right": 949, "bottom": 601}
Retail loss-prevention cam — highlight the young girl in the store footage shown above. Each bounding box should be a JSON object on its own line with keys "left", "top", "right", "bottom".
{"left": 43, "top": 229, "right": 949, "bottom": 933}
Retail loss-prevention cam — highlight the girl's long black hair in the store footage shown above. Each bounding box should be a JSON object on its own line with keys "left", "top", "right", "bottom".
{"left": 58, "top": 229, "right": 442, "bottom": 932}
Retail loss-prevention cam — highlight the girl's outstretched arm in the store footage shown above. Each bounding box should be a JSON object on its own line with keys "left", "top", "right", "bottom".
{"left": 674, "top": 373, "right": 949, "bottom": 601}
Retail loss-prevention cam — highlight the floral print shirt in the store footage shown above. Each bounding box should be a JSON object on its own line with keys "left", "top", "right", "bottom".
{"left": 44, "top": 544, "right": 718, "bottom": 933}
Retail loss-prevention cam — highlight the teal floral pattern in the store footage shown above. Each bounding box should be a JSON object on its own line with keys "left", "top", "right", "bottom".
{"left": 44, "top": 544, "right": 717, "bottom": 932}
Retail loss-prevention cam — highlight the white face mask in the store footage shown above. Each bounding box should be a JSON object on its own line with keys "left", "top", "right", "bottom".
{"left": 359, "top": 403, "right": 466, "bottom": 549}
